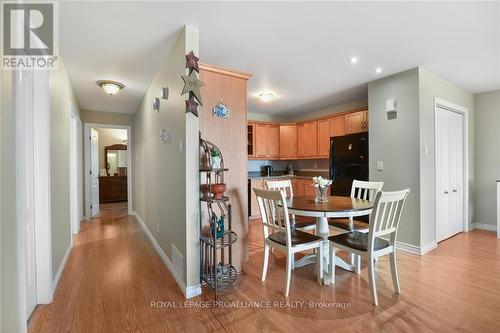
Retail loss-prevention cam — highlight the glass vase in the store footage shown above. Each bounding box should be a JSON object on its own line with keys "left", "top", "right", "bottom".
{"left": 314, "top": 186, "right": 329, "bottom": 203}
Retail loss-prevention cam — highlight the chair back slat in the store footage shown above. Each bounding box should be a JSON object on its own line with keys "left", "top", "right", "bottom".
{"left": 254, "top": 188, "right": 292, "bottom": 245}
{"left": 369, "top": 189, "right": 410, "bottom": 243}
{"left": 351, "top": 180, "right": 384, "bottom": 201}
{"left": 265, "top": 179, "right": 293, "bottom": 198}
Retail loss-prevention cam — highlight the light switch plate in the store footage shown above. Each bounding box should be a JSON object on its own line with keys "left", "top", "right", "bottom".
{"left": 376, "top": 161, "right": 384, "bottom": 171}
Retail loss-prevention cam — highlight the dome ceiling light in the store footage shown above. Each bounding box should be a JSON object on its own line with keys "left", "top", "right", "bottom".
{"left": 97, "top": 80, "right": 125, "bottom": 95}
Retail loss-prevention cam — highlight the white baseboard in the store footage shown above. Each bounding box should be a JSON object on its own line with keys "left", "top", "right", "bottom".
{"left": 52, "top": 244, "right": 72, "bottom": 292}
{"left": 420, "top": 241, "right": 437, "bottom": 255}
{"left": 395, "top": 241, "right": 421, "bottom": 255}
{"left": 472, "top": 223, "right": 496, "bottom": 232}
{"left": 131, "top": 211, "right": 202, "bottom": 299}
{"left": 395, "top": 240, "right": 437, "bottom": 256}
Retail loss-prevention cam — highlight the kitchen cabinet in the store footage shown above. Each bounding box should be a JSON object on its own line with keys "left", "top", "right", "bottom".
{"left": 345, "top": 109, "right": 368, "bottom": 134}
{"left": 304, "top": 179, "right": 316, "bottom": 196}
{"left": 298, "top": 121, "right": 318, "bottom": 158}
{"left": 249, "top": 178, "right": 265, "bottom": 219}
{"left": 331, "top": 115, "right": 346, "bottom": 137}
{"left": 279, "top": 125, "right": 297, "bottom": 159}
{"left": 297, "top": 124, "right": 307, "bottom": 157}
{"left": 292, "top": 178, "right": 305, "bottom": 196}
{"left": 254, "top": 124, "right": 280, "bottom": 158}
{"left": 247, "top": 123, "right": 255, "bottom": 158}
{"left": 268, "top": 125, "right": 280, "bottom": 158}
{"left": 317, "top": 118, "right": 331, "bottom": 158}
{"left": 248, "top": 108, "right": 367, "bottom": 160}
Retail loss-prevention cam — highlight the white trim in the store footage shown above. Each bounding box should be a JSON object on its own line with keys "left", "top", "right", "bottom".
{"left": 132, "top": 211, "right": 202, "bottom": 298}
{"left": 434, "top": 97, "right": 470, "bottom": 246}
{"left": 394, "top": 241, "right": 421, "bottom": 255}
{"left": 472, "top": 223, "right": 497, "bottom": 232}
{"left": 33, "top": 70, "right": 53, "bottom": 304}
{"left": 69, "top": 103, "right": 81, "bottom": 237}
{"left": 420, "top": 241, "right": 437, "bottom": 255}
{"left": 84, "top": 123, "right": 133, "bottom": 218}
{"left": 497, "top": 182, "right": 500, "bottom": 238}
{"left": 52, "top": 245, "right": 71, "bottom": 292}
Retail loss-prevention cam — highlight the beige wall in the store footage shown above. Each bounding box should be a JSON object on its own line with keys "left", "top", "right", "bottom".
{"left": 369, "top": 67, "right": 475, "bottom": 250}
{"left": 418, "top": 68, "right": 475, "bottom": 247}
{"left": 133, "top": 25, "right": 200, "bottom": 291}
{"left": 368, "top": 68, "right": 421, "bottom": 247}
{"left": 95, "top": 128, "right": 128, "bottom": 171}
{"left": 474, "top": 90, "right": 500, "bottom": 227}
{"left": 81, "top": 109, "right": 133, "bottom": 126}
{"left": 49, "top": 59, "right": 82, "bottom": 278}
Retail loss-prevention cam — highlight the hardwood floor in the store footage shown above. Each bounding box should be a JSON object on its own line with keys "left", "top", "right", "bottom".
{"left": 29, "top": 206, "right": 500, "bottom": 332}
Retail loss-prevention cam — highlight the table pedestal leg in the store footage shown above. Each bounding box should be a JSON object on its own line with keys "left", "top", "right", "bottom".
{"left": 294, "top": 216, "right": 356, "bottom": 285}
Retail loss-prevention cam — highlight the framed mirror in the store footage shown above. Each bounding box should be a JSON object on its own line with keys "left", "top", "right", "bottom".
{"left": 104, "top": 144, "right": 127, "bottom": 176}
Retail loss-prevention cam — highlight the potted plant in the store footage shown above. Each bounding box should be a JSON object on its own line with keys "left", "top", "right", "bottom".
{"left": 210, "top": 147, "right": 222, "bottom": 169}
{"left": 312, "top": 176, "right": 332, "bottom": 203}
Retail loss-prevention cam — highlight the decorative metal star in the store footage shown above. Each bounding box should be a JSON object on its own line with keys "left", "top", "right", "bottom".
{"left": 186, "top": 51, "right": 200, "bottom": 73}
{"left": 185, "top": 94, "right": 199, "bottom": 117}
{"left": 181, "top": 70, "right": 204, "bottom": 105}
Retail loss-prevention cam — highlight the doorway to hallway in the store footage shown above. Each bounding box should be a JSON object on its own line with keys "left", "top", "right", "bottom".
{"left": 84, "top": 123, "right": 132, "bottom": 218}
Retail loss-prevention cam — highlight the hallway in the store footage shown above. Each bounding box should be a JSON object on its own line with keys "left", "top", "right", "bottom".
{"left": 28, "top": 203, "right": 221, "bottom": 332}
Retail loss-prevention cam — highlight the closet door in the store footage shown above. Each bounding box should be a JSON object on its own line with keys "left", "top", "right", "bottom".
{"left": 436, "top": 107, "right": 464, "bottom": 242}
{"left": 450, "top": 111, "right": 464, "bottom": 236}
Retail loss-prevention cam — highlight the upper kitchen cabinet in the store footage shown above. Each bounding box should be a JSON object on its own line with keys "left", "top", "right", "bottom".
{"left": 279, "top": 124, "right": 297, "bottom": 159}
{"left": 298, "top": 121, "right": 318, "bottom": 158}
{"left": 247, "top": 123, "right": 255, "bottom": 158}
{"left": 330, "top": 115, "right": 346, "bottom": 137}
{"left": 317, "top": 118, "right": 331, "bottom": 158}
{"left": 253, "top": 123, "right": 280, "bottom": 159}
{"left": 345, "top": 109, "right": 368, "bottom": 134}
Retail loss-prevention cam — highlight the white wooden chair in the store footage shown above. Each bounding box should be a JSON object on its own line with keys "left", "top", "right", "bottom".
{"left": 254, "top": 188, "right": 323, "bottom": 297}
{"left": 265, "top": 179, "right": 316, "bottom": 232}
{"left": 328, "top": 189, "right": 410, "bottom": 305}
{"left": 328, "top": 180, "right": 384, "bottom": 273}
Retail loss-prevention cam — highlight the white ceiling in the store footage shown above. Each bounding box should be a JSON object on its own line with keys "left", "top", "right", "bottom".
{"left": 60, "top": 1, "right": 500, "bottom": 115}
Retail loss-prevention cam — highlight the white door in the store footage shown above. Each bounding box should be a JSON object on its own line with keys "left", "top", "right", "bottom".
{"left": 17, "top": 70, "right": 37, "bottom": 317}
{"left": 436, "top": 107, "right": 464, "bottom": 242}
{"left": 70, "top": 107, "right": 80, "bottom": 234}
{"left": 90, "top": 128, "right": 100, "bottom": 217}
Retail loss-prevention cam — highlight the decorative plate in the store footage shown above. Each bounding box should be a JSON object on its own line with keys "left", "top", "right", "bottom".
{"left": 212, "top": 100, "right": 230, "bottom": 118}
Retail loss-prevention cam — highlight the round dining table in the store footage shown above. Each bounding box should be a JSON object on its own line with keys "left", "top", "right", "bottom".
{"left": 284, "top": 195, "right": 374, "bottom": 284}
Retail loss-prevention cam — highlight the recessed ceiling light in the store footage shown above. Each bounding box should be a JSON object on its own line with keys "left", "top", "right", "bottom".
{"left": 97, "top": 80, "right": 125, "bottom": 95}
{"left": 375, "top": 67, "right": 382, "bottom": 74}
{"left": 259, "top": 92, "right": 276, "bottom": 103}
{"left": 349, "top": 57, "right": 358, "bottom": 64}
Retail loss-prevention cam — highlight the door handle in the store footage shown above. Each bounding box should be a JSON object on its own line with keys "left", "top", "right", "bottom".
{"left": 453, "top": 189, "right": 457, "bottom": 193}
{"left": 444, "top": 191, "right": 449, "bottom": 194}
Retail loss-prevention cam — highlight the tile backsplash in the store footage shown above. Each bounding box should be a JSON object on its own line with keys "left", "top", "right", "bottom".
{"left": 248, "top": 159, "right": 329, "bottom": 173}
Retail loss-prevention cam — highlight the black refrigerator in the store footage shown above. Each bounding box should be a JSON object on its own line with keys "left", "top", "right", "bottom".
{"left": 329, "top": 133, "right": 369, "bottom": 196}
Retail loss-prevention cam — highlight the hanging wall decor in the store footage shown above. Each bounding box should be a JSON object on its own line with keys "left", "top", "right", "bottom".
{"left": 181, "top": 70, "right": 204, "bottom": 105}
{"left": 186, "top": 50, "right": 200, "bottom": 73}
{"left": 185, "top": 94, "right": 199, "bottom": 116}
{"left": 212, "top": 99, "right": 230, "bottom": 118}
{"left": 152, "top": 97, "right": 160, "bottom": 111}
{"left": 181, "top": 50, "right": 204, "bottom": 117}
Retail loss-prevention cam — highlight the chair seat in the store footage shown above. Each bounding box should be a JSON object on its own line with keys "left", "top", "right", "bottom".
{"left": 268, "top": 230, "right": 322, "bottom": 247}
{"left": 328, "top": 218, "right": 369, "bottom": 232}
{"left": 328, "top": 231, "right": 390, "bottom": 252}
{"left": 293, "top": 216, "right": 316, "bottom": 229}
